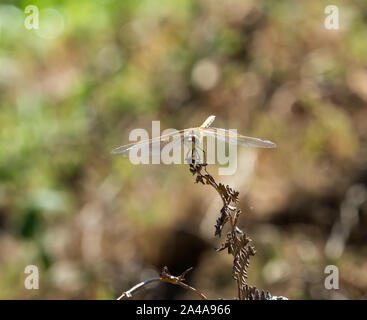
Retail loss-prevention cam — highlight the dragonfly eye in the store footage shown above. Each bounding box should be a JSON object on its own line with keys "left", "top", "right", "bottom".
{"left": 184, "top": 134, "right": 200, "bottom": 145}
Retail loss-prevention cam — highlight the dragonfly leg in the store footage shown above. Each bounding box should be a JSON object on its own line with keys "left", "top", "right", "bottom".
{"left": 185, "top": 144, "right": 196, "bottom": 165}
{"left": 194, "top": 145, "right": 206, "bottom": 165}
{"left": 192, "top": 138, "right": 195, "bottom": 165}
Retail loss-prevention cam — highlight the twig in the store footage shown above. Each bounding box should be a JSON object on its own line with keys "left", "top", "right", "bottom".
{"left": 190, "top": 163, "right": 281, "bottom": 300}
{"left": 117, "top": 162, "right": 287, "bottom": 300}
{"left": 117, "top": 266, "right": 207, "bottom": 300}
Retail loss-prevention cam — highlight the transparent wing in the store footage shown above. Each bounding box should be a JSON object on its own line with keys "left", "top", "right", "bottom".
{"left": 111, "top": 129, "right": 186, "bottom": 158}
{"left": 201, "top": 128, "right": 276, "bottom": 148}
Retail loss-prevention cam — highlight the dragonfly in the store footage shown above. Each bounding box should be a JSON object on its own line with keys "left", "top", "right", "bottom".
{"left": 111, "top": 115, "right": 276, "bottom": 164}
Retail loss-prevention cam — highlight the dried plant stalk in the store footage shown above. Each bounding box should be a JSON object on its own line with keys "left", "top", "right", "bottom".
{"left": 117, "top": 163, "right": 286, "bottom": 300}
{"left": 190, "top": 164, "right": 266, "bottom": 299}
{"left": 189, "top": 164, "right": 287, "bottom": 300}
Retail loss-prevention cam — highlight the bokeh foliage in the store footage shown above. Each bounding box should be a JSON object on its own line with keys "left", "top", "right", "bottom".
{"left": 0, "top": 0, "right": 366, "bottom": 299}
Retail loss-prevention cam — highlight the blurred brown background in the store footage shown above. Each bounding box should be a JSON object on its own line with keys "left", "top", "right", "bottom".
{"left": 0, "top": 0, "right": 366, "bottom": 299}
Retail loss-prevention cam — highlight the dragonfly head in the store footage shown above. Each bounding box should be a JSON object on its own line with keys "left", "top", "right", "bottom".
{"left": 183, "top": 131, "right": 200, "bottom": 145}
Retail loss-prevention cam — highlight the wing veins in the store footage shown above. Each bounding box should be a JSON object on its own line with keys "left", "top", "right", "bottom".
{"left": 111, "top": 129, "right": 187, "bottom": 154}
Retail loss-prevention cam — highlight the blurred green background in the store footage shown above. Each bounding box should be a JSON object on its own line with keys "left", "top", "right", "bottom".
{"left": 0, "top": 0, "right": 366, "bottom": 299}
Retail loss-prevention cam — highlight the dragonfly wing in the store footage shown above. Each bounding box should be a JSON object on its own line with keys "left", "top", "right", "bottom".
{"left": 202, "top": 128, "right": 276, "bottom": 148}
{"left": 111, "top": 130, "right": 186, "bottom": 158}
{"left": 111, "top": 141, "right": 143, "bottom": 155}
{"left": 111, "top": 140, "right": 152, "bottom": 160}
